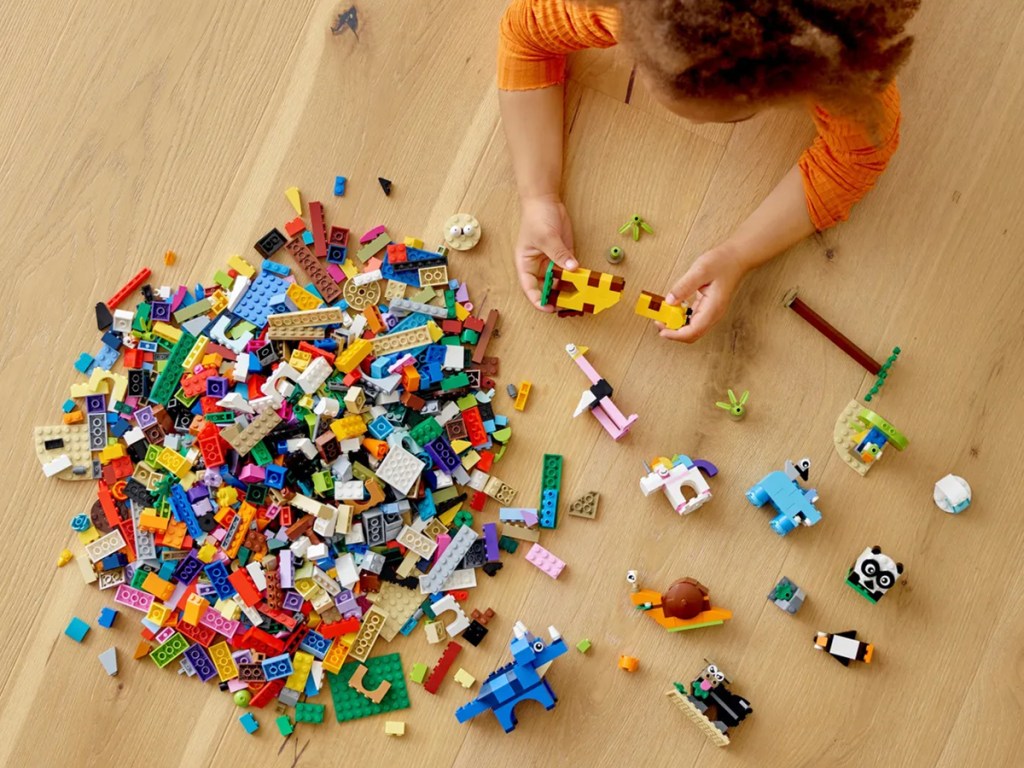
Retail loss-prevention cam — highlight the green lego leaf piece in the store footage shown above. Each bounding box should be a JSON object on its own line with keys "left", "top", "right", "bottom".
{"left": 327, "top": 653, "right": 410, "bottom": 723}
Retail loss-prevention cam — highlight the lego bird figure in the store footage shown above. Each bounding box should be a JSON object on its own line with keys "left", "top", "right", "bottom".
{"left": 566, "top": 344, "right": 638, "bottom": 440}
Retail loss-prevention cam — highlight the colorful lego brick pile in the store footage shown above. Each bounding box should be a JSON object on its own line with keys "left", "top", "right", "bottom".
{"left": 40, "top": 195, "right": 524, "bottom": 730}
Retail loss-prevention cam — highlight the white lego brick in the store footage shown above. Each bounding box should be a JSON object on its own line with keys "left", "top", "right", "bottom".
{"left": 246, "top": 562, "right": 266, "bottom": 591}
{"left": 334, "top": 553, "right": 359, "bottom": 589}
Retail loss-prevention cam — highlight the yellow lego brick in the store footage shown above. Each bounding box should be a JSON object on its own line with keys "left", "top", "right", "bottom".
{"left": 285, "top": 651, "right": 314, "bottom": 691}
{"left": 182, "top": 336, "right": 210, "bottom": 371}
{"left": 426, "top": 320, "right": 443, "bottom": 342}
{"left": 514, "top": 381, "right": 532, "bottom": 411}
{"left": 200, "top": 352, "right": 223, "bottom": 368}
{"left": 183, "top": 594, "right": 208, "bottom": 625}
{"left": 322, "top": 639, "right": 350, "bottom": 674}
{"left": 340, "top": 259, "right": 358, "bottom": 279}
{"left": 99, "top": 443, "right": 126, "bottom": 463}
{"left": 197, "top": 543, "right": 217, "bottom": 563}
{"left": 455, "top": 302, "right": 469, "bottom": 321}
{"left": 286, "top": 283, "right": 322, "bottom": 311}
{"left": 217, "top": 487, "right": 239, "bottom": 506}
{"left": 210, "top": 641, "right": 238, "bottom": 682}
{"left": 76, "top": 525, "right": 100, "bottom": 545}
{"left": 142, "top": 572, "right": 175, "bottom": 601}
{"left": 208, "top": 290, "right": 228, "bottom": 315}
{"left": 156, "top": 447, "right": 192, "bottom": 479}
{"left": 146, "top": 602, "right": 172, "bottom": 627}
{"left": 450, "top": 439, "right": 472, "bottom": 454}
{"left": 330, "top": 414, "right": 368, "bottom": 440}
{"left": 227, "top": 253, "right": 257, "bottom": 278}
{"left": 335, "top": 339, "right": 373, "bottom": 373}
{"left": 460, "top": 450, "right": 480, "bottom": 470}
{"left": 214, "top": 599, "right": 241, "bottom": 621}
{"left": 384, "top": 721, "right": 406, "bottom": 736}
{"left": 285, "top": 186, "right": 302, "bottom": 215}
{"left": 289, "top": 349, "right": 312, "bottom": 372}
{"left": 403, "top": 237, "right": 424, "bottom": 249}
{"left": 151, "top": 321, "right": 182, "bottom": 344}
{"left": 138, "top": 511, "right": 170, "bottom": 532}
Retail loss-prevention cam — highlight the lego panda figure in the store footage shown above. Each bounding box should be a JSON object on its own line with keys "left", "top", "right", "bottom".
{"left": 846, "top": 545, "right": 904, "bottom": 603}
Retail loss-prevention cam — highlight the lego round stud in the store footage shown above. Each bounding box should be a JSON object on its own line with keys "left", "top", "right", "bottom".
{"left": 607, "top": 246, "right": 625, "bottom": 264}
{"left": 233, "top": 689, "right": 252, "bottom": 707}
{"left": 443, "top": 213, "right": 482, "bottom": 251}
{"left": 934, "top": 474, "right": 971, "bottom": 514}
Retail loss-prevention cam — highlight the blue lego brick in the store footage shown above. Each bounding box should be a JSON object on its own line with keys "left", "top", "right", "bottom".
{"left": 302, "top": 231, "right": 314, "bottom": 246}
{"left": 234, "top": 269, "right": 289, "bottom": 327}
{"left": 539, "top": 488, "right": 559, "bottom": 529}
{"left": 62, "top": 398, "right": 77, "bottom": 413}
{"left": 381, "top": 251, "right": 421, "bottom": 288}
{"left": 299, "top": 630, "right": 331, "bottom": 660}
{"left": 261, "top": 259, "right": 291, "bottom": 276}
{"left": 367, "top": 414, "right": 395, "bottom": 440}
{"left": 169, "top": 484, "right": 204, "bottom": 540}
{"left": 327, "top": 243, "right": 347, "bottom": 264}
{"left": 204, "top": 561, "right": 236, "bottom": 601}
{"left": 97, "top": 607, "right": 118, "bottom": 629}
{"left": 239, "top": 713, "right": 259, "bottom": 734}
{"left": 64, "top": 617, "right": 90, "bottom": 642}
{"left": 172, "top": 553, "right": 203, "bottom": 585}
{"left": 334, "top": 175, "right": 347, "bottom": 196}
{"left": 73, "top": 353, "right": 95, "bottom": 374}
{"left": 389, "top": 312, "right": 430, "bottom": 335}
{"left": 268, "top": 293, "right": 289, "bottom": 315}
{"left": 262, "top": 653, "right": 294, "bottom": 681}
{"left": 94, "top": 344, "right": 120, "bottom": 370}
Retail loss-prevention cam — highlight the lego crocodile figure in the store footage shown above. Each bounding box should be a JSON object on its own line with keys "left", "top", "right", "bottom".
{"left": 455, "top": 622, "right": 567, "bottom": 733}
{"left": 745, "top": 458, "right": 821, "bottom": 535}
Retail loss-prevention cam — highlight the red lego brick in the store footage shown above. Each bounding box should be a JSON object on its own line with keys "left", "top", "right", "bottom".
{"left": 106, "top": 268, "right": 152, "bottom": 309}
{"left": 424, "top": 641, "right": 462, "bottom": 694}
{"left": 285, "top": 216, "right": 306, "bottom": 237}
{"left": 309, "top": 201, "right": 327, "bottom": 258}
{"left": 228, "top": 569, "right": 261, "bottom": 607}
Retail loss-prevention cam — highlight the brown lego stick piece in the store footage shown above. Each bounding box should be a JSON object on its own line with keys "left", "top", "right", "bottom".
{"left": 783, "top": 288, "right": 881, "bottom": 375}
{"left": 471, "top": 309, "right": 499, "bottom": 364}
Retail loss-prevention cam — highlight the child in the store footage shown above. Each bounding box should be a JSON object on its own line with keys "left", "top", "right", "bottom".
{"left": 498, "top": 0, "right": 920, "bottom": 341}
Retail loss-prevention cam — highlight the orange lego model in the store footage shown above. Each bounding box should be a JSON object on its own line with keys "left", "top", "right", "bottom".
{"left": 631, "top": 577, "right": 732, "bottom": 632}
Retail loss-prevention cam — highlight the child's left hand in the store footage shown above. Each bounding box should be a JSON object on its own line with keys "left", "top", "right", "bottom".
{"left": 659, "top": 245, "right": 749, "bottom": 343}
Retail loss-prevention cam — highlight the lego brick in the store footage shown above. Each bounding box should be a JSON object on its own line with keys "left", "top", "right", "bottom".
{"left": 347, "top": 604, "right": 388, "bottom": 663}
{"left": 525, "top": 543, "right": 566, "bottom": 579}
{"left": 419, "top": 525, "right": 478, "bottom": 594}
{"left": 327, "top": 653, "right": 410, "bottom": 722}
{"left": 568, "top": 491, "right": 599, "bottom": 519}
{"left": 423, "top": 641, "right": 461, "bottom": 694}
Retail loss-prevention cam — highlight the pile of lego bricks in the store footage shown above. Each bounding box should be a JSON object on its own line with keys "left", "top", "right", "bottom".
{"left": 39, "top": 197, "right": 524, "bottom": 732}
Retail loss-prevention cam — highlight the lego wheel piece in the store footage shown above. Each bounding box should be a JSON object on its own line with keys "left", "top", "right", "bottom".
{"left": 833, "top": 399, "right": 870, "bottom": 476}
{"left": 934, "top": 474, "right": 971, "bottom": 514}
{"left": 343, "top": 277, "right": 382, "bottom": 311}
{"left": 443, "top": 214, "right": 482, "bottom": 251}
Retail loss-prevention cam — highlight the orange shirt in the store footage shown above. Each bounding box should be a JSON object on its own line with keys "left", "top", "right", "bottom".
{"left": 498, "top": 0, "right": 901, "bottom": 230}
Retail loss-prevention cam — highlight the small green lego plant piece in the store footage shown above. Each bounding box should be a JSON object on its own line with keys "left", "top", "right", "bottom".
{"left": 715, "top": 389, "right": 749, "bottom": 420}
{"left": 864, "top": 346, "right": 901, "bottom": 402}
{"left": 607, "top": 246, "right": 625, "bottom": 264}
{"left": 618, "top": 214, "right": 653, "bottom": 241}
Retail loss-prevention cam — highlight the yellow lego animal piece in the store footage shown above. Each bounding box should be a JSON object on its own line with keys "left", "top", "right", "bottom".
{"left": 634, "top": 290, "right": 690, "bottom": 330}
{"left": 543, "top": 264, "right": 625, "bottom": 315}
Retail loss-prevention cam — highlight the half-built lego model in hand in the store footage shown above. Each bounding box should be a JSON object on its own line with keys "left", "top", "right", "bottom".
{"left": 455, "top": 622, "right": 568, "bottom": 733}
{"left": 666, "top": 662, "right": 752, "bottom": 747}
{"left": 640, "top": 454, "right": 718, "bottom": 515}
{"left": 745, "top": 458, "right": 822, "bottom": 535}
{"left": 566, "top": 344, "right": 638, "bottom": 440}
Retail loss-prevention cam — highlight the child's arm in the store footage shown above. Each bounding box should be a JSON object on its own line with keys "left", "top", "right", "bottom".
{"left": 498, "top": 0, "right": 617, "bottom": 309}
{"left": 500, "top": 87, "right": 580, "bottom": 311}
{"left": 662, "top": 83, "right": 902, "bottom": 342}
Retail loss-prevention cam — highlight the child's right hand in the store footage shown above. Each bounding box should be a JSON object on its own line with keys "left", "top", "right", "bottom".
{"left": 514, "top": 194, "right": 579, "bottom": 311}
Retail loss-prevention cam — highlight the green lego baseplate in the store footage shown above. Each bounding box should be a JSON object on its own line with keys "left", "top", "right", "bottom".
{"left": 327, "top": 653, "right": 410, "bottom": 723}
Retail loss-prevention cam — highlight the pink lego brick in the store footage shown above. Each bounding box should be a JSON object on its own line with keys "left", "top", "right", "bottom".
{"left": 525, "top": 543, "right": 566, "bottom": 579}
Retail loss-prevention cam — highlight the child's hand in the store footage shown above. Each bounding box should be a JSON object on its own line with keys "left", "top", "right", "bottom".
{"left": 659, "top": 246, "right": 749, "bottom": 342}
{"left": 514, "top": 194, "right": 579, "bottom": 311}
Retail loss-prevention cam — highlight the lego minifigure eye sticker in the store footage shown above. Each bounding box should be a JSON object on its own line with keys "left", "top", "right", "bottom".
{"left": 861, "top": 558, "right": 880, "bottom": 577}
{"left": 532, "top": 640, "right": 545, "bottom": 653}
{"left": 876, "top": 571, "right": 895, "bottom": 588}
{"left": 450, "top": 225, "right": 463, "bottom": 237}
{"left": 461, "top": 223, "right": 475, "bottom": 236}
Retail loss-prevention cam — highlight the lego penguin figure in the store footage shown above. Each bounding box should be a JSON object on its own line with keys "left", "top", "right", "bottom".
{"left": 846, "top": 545, "right": 904, "bottom": 603}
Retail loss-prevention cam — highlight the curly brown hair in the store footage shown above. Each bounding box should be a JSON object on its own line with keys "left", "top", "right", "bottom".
{"left": 611, "top": 0, "right": 920, "bottom": 109}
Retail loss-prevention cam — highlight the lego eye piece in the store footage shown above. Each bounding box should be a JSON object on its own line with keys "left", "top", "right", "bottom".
{"left": 876, "top": 571, "right": 895, "bottom": 588}
{"left": 450, "top": 224, "right": 462, "bottom": 237}
{"left": 861, "top": 558, "right": 879, "bottom": 577}
{"left": 461, "top": 223, "right": 475, "bottom": 236}
{"left": 626, "top": 570, "right": 638, "bottom": 585}
{"left": 532, "top": 640, "right": 545, "bottom": 653}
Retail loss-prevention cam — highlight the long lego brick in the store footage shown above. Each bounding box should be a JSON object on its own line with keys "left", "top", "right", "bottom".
{"left": 106, "top": 268, "right": 152, "bottom": 309}
{"left": 267, "top": 307, "right": 344, "bottom": 327}
{"left": 471, "top": 309, "right": 498, "bottom": 364}
{"left": 149, "top": 331, "right": 197, "bottom": 405}
{"left": 525, "top": 542, "right": 566, "bottom": 579}
{"left": 285, "top": 237, "right": 342, "bottom": 304}
{"left": 309, "top": 201, "right": 327, "bottom": 258}
{"left": 223, "top": 409, "right": 282, "bottom": 455}
{"left": 482, "top": 522, "right": 499, "bottom": 562}
{"left": 423, "top": 641, "right": 462, "bottom": 694}
{"left": 370, "top": 323, "right": 435, "bottom": 356}
{"left": 347, "top": 604, "right": 388, "bottom": 663}
{"left": 419, "top": 525, "right": 478, "bottom": 594}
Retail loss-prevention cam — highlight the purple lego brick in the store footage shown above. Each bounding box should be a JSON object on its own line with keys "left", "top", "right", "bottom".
{"left": 483, "top": 523, "right": 499, "bottom": 562}
{"left": 184, "top": 643, "right": 219, "bottom": 682}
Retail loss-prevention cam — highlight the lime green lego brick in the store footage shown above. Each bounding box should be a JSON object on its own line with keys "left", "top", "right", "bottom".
{"left": 214, "top": 270, "right": 233, "bottom": 289}
{"left": 327, "top": 653, "right": 410, "bottom": 723}
{"left": 150, "top": 633, "right": 189, "bottom": 668}
{"left": 576, "top": 639, "right": 592, "bottom": 653}
{"left": 409, "top": 662, "right": 428, "bottom": 684}
{"left": 294, "top": 702, "right": 325, "bottom": 724}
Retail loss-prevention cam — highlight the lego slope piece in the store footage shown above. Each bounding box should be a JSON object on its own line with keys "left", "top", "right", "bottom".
{"left": 455, "top": 623, "right": 567, "bottom": 733}
{"left": 327, "top": 654, "right": 410, "bottom": 723}
{"left": 667, "top": 662, "right": 752, "bottom": 747}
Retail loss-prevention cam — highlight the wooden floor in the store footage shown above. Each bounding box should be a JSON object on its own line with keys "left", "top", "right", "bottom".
{"left": 2, "top": 1, "right": 1022, "bottom": 766}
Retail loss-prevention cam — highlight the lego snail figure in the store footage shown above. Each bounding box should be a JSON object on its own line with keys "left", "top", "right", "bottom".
{"left": 630, "top": 576, "right": 732, "bottom": 631}
{"left": 443, "top": 213, "right": 481, "bottom": 251}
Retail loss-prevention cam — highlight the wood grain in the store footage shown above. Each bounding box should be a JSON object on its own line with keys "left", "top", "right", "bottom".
{"left": 1, "top": 1, "right": 1022, "bottom": 766}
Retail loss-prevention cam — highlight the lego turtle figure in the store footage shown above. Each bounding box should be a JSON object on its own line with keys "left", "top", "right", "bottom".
{"left": 455, "top": 622, "right": 568, "bottom": 733}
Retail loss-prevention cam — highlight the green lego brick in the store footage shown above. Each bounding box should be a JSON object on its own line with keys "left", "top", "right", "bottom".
{"left": 460, "top": 329, "right": 480, "bottom": 345}
{"left": 327, "top": 653, "right": 410, "bottom": 723}
{"left": 540, "top": 453, "right": 563, "bottom": 491}
{"left": 576, "top": 639, "right": 592, "bottom": 653}
{"left": 205, "top": 411, "right": 237, "bottom": 424}
{"left": 250, "top": 440, "right": 272, "bottom": 466}
{"left": 409, "top": 418, "right": 443, "bottom": 447}
{"left": 150, "top": 632, "right": 188, "bottom": 668}
{"left": 295, "top": 702, "right": 325, "bottom": 724}
{"left": 276, "top": 715, "right": 294, "bottom": 736}
{"left": 409, "top": 662, "right": 428, "bottom": 684}
{"left": 441, "top": 372, "right": 471, "bottom": 391}
{"left": 150, "top": 331, "right": 196, "bottom": 405}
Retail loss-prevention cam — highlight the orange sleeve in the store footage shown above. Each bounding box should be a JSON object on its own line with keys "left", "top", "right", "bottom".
{"left": 799, "top": 81, "right": 902, "bottom": 230}
{"left": 498, "top": 0, "right": 618, "bottom": 91}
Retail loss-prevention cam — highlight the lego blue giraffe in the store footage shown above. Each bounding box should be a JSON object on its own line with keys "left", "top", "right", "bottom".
{"left": 455, "top": 622, "right": 567, "bottom": 732}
